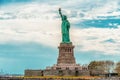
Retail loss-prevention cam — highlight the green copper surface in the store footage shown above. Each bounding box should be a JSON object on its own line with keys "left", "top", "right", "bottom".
{"left": 59, "top": 8, "right": 71, "bottom": 43}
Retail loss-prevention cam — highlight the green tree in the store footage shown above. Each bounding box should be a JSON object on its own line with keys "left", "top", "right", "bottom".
{"left": 88, "top": 60, "right": 115, "bottom": 76}
{"left": 115, "top": 62, "right": 120, "bottom": 75}
{"left": 104, "top": 60, "right": 114, "bottom": 73}
{"left": 88, "top": 61, "right": 105, "bottom": 70}
{"left": 88, "top": 61, "right": 105, "bottom": 76}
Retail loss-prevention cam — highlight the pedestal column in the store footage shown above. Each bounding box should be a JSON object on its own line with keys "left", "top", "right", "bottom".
{"left": 57, "top": 42, "right": 76, "bottom": 65}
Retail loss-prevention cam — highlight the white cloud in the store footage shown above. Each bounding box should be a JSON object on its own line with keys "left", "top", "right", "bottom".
{"left": 1, "top": 19, "right": 120, "bottom": 55}
{"left": 0, "top": 3, "right": 58, "bottom": 20}
{"left": 71, "top": 28, "right": 120, "bottom": 55}
{"left": 84, "top": 0, "right": 120, "bottom": 19}
{"left": 0, "top": 19, "right": 61, "bottom": 47}
{"left": 0, "top": 0, "right": 120, "bottom": 55}
{"left": 0, "top": 0, "right": 120, "bottom": 20}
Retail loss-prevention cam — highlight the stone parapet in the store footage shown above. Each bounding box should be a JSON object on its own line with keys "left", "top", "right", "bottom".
{"left": 25, "top": 69, "right": 43, "bottom": 77}
{"left": 50, "top": 64, "right": 82, "bottom": 70}
{"left": 25, "top": 69, "right": 90, "bottom": 77}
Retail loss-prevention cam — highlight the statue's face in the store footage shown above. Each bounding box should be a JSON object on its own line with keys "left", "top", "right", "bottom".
{"left": 63, "top": 15, "right": 67, "bottom": 20}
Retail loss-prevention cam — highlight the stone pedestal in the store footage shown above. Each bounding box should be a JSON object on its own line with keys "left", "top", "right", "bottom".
{"left": 50, "top": 42, "right": 82, "bottom": 70}
{"left": 57, "top": 42, "right": 76, "bottom": 64}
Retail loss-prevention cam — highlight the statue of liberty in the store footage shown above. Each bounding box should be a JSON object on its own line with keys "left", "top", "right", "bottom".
{"left": 58, "top": 8, "right": 70, "bottom": 43}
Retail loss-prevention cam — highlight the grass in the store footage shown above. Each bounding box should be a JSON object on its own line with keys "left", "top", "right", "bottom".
{"left": 21, "top": 76, "right": 100, "bottom": 79}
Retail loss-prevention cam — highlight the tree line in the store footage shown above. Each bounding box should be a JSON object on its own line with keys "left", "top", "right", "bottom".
{"left": 88, "top": 60, "right": 120, "bottom": 76}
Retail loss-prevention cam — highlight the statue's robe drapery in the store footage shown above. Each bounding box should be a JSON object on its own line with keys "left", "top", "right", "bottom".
{"left": 61, "top": 18, "right": 70, "bottom": 43}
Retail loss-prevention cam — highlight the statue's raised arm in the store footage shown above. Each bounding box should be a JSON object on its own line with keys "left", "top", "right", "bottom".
{"left": 58, "top": 8, "right": 71, "bottom": 43}
{"left": 58, "top": 8, "right": 62, "bottom": 18}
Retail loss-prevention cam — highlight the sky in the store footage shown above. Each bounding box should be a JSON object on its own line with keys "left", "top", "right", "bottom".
{"left": 0, "top": 0, "right": 120, "bottom": 74}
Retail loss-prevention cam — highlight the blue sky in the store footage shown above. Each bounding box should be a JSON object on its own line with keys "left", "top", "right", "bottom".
{"left": 0, "top": 0, "right": 120, "bottom": 74}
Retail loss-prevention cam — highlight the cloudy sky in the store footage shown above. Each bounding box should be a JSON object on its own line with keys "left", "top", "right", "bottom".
{"left": 0, "top": 0, "right": 120, "bottom": 74}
